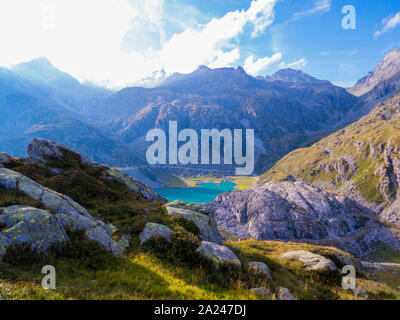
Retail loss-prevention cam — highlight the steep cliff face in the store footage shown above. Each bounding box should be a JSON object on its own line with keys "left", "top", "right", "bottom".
{"left": 210, "top": 180, "right": 400, "bottom": 258}
{"left": 350, "top": 49, "right": 400, "bottom": 97}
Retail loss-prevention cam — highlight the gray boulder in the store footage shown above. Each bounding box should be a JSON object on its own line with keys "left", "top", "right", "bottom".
{"left": 0, "top": 153, "right": 11, "bottom": 165}
{"left": 196, "top": 241, "right": 241, "bottom": 268}
{"left": 0, "top": 206, "right": 68, "bottom": 258}
{"left": 139, "top": 223, "right": 172, "bottom": 245}
{"left": 210, "top": 180, "right": 389, "bottom": 258}
{"left": 85, "top": 225, "right": 127, "bottom": 256}
{"left": 107, "top": 169, "right": 165, "bottom": 202}
{"left": 165, "top": 204, "right": 223, "bottom": 244}
{"left": 167, "top": 201, "right": 213, "bottom": 216}
{"left": 26, "top": 138, "right": 65, "bottom": 164}
{"left": 0, "top": 168, "right": 93, "bottom": 218}
{"left": 26, "top": 138, "right": 107, "bottom": 169}
{"left": 211, "top": 180, "right": 372, "bottom": 240}
{"left": 0, "top": 168, "right": 129, "bottom": 256}
{"left": 248, "top": 261, "right": 273, "bottom": 282}
{"left": 280, "top": 250, "right": 337, "bottom": 271}
{"left": 251, "top": 287, "right": 273, "bottom": 299}
{"left": 276, "top": 287, "right": 296, "bottom": 300}
{"left": 55, "top": 211, "right": 100, "bottom": 232}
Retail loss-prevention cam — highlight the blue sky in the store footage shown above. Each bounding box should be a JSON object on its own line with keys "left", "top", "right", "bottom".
{"left": 0, "top": 0, "right": 399, "bottom": 88}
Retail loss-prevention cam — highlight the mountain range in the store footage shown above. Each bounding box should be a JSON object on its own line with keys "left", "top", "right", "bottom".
{"left": 1, "top": 49, "right": 400, "bottom": 187}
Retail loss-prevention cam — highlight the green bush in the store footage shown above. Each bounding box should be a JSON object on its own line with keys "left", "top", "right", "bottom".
{"left": 131, "top": 215, "right": 147, "bottom": 234}
{"left": 170, "top": 226, "right": 201, "bottom": 266}
{"left": 170, "top": 215, "right": 201, "bottom": 236}
{"left": 142, "top": 237, "right": 172, "bottom": 260}
{"left": 49, "top": 230, "right": 117, "bottom": 270}
{"left": 3, "top": 243, "right": 43, "bottom": 266}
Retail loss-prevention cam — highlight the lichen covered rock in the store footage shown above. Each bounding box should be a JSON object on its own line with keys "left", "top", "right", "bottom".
{"left": 167, "top": 201, "right": 213, "bottom": 216}
{"left": 139, "top": 223, "right": 172, "bottom": 245}
{"left": 249, "top": 261, "right": 273, "bottom": 282}
{"left": 251, "top": 287, "right": 273, "bottom": 299}
{"left": 107, "top": 169, "right": 165, "bottom": 202}
{"left": 196, "top": 241, "right": 241, "bottom": 268}
{"left": 0, "top": 168, "right": 129, "bottom": 257}
{"left": 85, "top": 225, "right": 127, "bottom": 256}
{"left": 276, "top": 287, "right": 296, "bottom": 300}
{"left": 26, "top": 138, "right": 65, "bottom": 164}
{"left": 0, "top": 167, "right": 93, "bottom": 218}
{"left": 165, "top": 204, "right": 223, "bottom": 244}
{"left": 280, "top": 250, "right": 337, "bottom": 271}
{"left": 0, "top": 206, "right": 68, "bottom": 258}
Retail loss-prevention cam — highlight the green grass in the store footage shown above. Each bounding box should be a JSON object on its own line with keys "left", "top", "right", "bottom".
{"left": 2, "top": 143, "right": 400, "bottom": 300}
{"left": 178, "top": 175, "right": 257, "bottom": 191}
{"left": 0, "top": 247, "right": 259, "bottom": 300}
{"left": 227, "top": 239, "right": 400, "bottom": 300}
{"left": 368, "top": 242, "right": 400, "bottom": 263}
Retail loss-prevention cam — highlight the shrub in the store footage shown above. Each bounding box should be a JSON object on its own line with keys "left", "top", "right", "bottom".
{"left": 49, "top": 230, "right": 117, "bottom": 270}
{"left": 3, "top": 243, "right": 43, "bottom": 266}
{"left": 170, "top": 226, "right": 201, "bottom": 266}
{"left": 170, "top": 215, "right": 201, "bottom": 236}
{"left": 131, "top": 215, "right": 147, "bottom": 234}
{"left": 142, "top": 237, "right": 172, "bottom": 260}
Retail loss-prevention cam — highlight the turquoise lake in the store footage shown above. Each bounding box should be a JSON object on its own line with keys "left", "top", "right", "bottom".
{"left": 156, "top": 181, "right": 236, "bottom": 203}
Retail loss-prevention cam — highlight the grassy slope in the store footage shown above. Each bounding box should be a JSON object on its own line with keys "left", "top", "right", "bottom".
{"left": 260, "top": 93, "right": 400, "bottom": 204}
{"left": 1, "top": 149, "right": 399, "bottom": 300}
{"left": 1, "top": 238, "right": 399, "bottom": 300}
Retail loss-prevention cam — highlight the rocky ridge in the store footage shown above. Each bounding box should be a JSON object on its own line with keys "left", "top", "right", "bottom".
{"left": 0, "top": 139, "right": 168, "bottom": 257}
{"left": 209, "top": 180, "right": 400, "bottom": 258}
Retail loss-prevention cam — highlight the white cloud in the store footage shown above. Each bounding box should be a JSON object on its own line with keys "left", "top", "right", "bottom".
{"left": 278, "top": 58, "right": 308, "bottom": 69}
{"left": 375, "top": 12, "right": 400, "bottom": 37}
{"left": 244, "top": 53, "right": 282, "bottom": 75}
{"left": 157, "top": 0, "right": 278, "bottom": 75}
{"left": 294, "top": 0, "right": 331, "bottom": 19}
{"left": 0, "top": 0, "right": 278, "bottom": 88}
{"left": 208, "top": 49, "right": 241, "bottom": 69}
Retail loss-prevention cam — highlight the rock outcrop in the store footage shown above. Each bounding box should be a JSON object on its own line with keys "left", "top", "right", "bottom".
{"left": 0, "top": 206, "right": 68, "bottom": 258}
{"left": 0, "top": 167, "right": 93, "bottom": 218}
{"left": 26, "top": 139, "right": 66, "bottom": 164}
{"left": 250, "top": 287, "right": 273, "bottom": 299}
{"left": 107, "top": 169, "right": 164, "bottom": 202}
{"left": 279, "top": 250, "right": 337, "bottom": 271}
{"left": 248, "top": 261, "right": 273, "bottom": 282}
{"left": 0, "top": 167, "right": 128, "bottom": 256}
{"left": 196, "top": 241, "right": 241, "bottom": 268}
{"left": 25, "top": 139, "right": 163, "bottom": 203}
{"left": 210, "top": 180, "right": 397, "bottom": 257}
{"left": 165, "top": 201, "right": 223, "bottom": 244}
{"left": 276, "top": 287, "right": 296, "bottom": 300}
{"left": 0, "top": 153, "right": 11, "bottom": 166}
{"left": 139, "top": 223, "right": 173, "bottom": 245}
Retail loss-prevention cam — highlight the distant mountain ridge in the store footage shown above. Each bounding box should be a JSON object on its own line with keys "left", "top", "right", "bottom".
{"left": 2, "top": 51, "right": 400, "bottom": 186}
{"left": 98, "top": 65, "right": 358, "bottom": 175}
{"left": 259, "top": 68, "right": 330, "bottom": 84}
{"left": 12, "top": 58, "right": 112, "bottom": 115}
{"left": 350, "top": 49, "right": 400, "bottom": 97}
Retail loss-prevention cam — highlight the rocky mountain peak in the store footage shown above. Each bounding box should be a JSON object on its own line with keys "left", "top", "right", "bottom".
{"left": 350, "top": 48, "right": 400, "bottom": 97}
{"left": 263, "top": 68, "right": 329, "bottom": 84}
